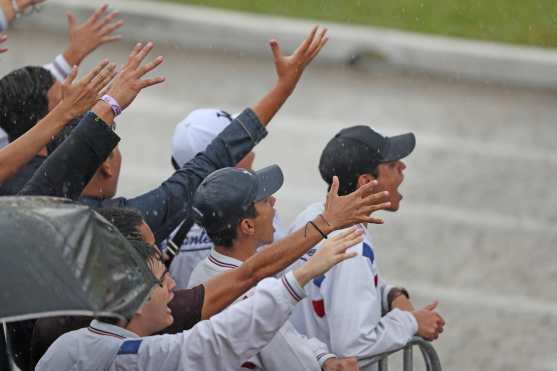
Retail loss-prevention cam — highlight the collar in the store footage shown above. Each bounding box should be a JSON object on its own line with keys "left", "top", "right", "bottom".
{"left": 88, "top": 320, "right": 139, "bottom": 339}
{"left": 208, "top": 248, "right": 242, "bottom": 269}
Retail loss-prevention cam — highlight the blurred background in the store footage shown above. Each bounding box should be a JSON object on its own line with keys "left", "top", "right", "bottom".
{"left": 2, "top": 1, "right": 556, "bottom": 370}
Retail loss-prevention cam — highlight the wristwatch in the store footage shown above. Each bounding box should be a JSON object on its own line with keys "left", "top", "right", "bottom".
{"left": 387, "top": 287, "right": 410, "bottom": 311}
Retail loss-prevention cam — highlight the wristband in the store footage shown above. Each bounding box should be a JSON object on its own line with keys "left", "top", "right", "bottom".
{"left": 99, "top": 95, "right": 123, "bottom": 118}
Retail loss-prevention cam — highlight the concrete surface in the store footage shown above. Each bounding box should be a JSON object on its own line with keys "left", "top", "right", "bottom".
{"left": 24, "top": 0, "right": 557, "bottom": 89}
{"left": 2, "top": 13, "right": 557, "bottom": 371}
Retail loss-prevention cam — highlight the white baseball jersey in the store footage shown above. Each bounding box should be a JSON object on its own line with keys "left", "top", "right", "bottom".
{"left": 36, "top": 272, "right": 305, "bottom": 371}
{"left": 188, "top": 249, "right": 336, "bottom": 370}
{"left": 168, "top": 214, "right": 285, "bottom": 289}
{"left": 288, "top": 202, "right": 418, "bottom": 371}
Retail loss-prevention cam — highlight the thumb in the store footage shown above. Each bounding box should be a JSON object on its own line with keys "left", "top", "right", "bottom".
{"left": 423, "top": 300, "right": 438, "bottom": 311}
{"left": 269, "top": 39, "right": 282, "bottom": 64}
{"left": 328, "top": 176, "right": 339, "bottom": 198}
{"left": 66, "top": 12, "right": 77, "bottom": 30}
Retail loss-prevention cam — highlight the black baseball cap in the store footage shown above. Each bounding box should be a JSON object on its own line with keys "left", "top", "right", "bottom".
{"left": 319, "top": 125, "right": 415, "bottom": 184}
{"left": 192, "top": 165, "right": 284, "bottom": 233}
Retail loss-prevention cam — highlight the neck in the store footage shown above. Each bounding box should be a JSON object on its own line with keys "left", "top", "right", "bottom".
{"left": 215, "top": 239, "right": 257, "bottom": 262}
{"left": 125, "top": 318, "right": 152, "bottom": 337}
{"left": 81, "top": 176, "right": 110, "bottom": 199}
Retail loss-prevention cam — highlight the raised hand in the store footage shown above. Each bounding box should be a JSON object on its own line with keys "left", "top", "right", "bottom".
{"left": 293, "top": 227, "right": 362, "bottom": 286}
{"left": 0, "top": 34, "right": 7, "bottom": 53}
{"left": 55, "top": 60, "right": 117, "bottom": 120}
{"left": 412, "top": 301, "right": 445, "bottom": 341}
{"left": 63, "top": 4, "right": 124, "bottom": 66}
{"left": 103, "top": 42, "right": 165, "bottom": 110}
{"left": 270, "top": 26, "right": 328, "bottom": 95}
{"left": 322, "top": 176, "right": 391, "bottom": 230}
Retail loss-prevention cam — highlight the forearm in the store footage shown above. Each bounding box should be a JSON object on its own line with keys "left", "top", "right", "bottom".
{"left": 201, "top": 216, "right": 332, "bottom": 319}
{"left": 0, "top": 0, "right": 15, "bottom": 25}
{"left": 0, "top": 106, "right": 70, "bottom": 183}
{"left": 19, "top": 111, "right": 119, "bottom": 197}
{"left": 251, "top": 82, "right": 292, "bottom": 126}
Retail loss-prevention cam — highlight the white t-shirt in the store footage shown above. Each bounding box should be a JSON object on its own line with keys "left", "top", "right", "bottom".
{"left": 288, "top": 202, "right": 418, "bottom": 371}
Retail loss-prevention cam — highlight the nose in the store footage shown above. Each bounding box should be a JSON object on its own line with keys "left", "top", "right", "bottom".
{"left": 270, "top": 196, "right": 277, "bottom": 207}
{"left": 398, "top": 160, "right": 406, "bottom": 171}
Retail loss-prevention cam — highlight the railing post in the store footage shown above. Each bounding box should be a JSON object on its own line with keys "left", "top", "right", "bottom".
{"left": 403, "top": 346, "right": 413, "bottom": 371}
{"left": 378, "top": 356, "right": 389, "bottom": 371}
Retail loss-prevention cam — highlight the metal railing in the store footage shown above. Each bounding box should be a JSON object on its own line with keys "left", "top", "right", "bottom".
{"left": 360, "top": 337, "right": 442, "bottom": 371}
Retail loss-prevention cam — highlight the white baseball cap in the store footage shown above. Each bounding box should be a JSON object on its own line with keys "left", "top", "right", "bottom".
{"left": 171, "top": 108, "right": 233, "bottom": 169}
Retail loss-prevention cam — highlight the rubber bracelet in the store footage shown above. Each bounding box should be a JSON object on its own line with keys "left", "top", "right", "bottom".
{"left": 99, "top": 95, "right": 123, "bottom": 117}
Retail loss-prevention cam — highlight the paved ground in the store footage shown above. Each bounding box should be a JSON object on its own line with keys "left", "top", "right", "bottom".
{"left": 2, "top": 26, "right": 557, "bottom": 371}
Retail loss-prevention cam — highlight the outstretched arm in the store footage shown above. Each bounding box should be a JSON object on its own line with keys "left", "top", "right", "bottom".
{"left": 0, "top": 61, "right": 115, "bottom": 183}
{"left": 19, "top": 43, "right": 164, "bottom": 197}
{"left": 201, "top": 178, "right": 390, "bottom": 319}
{"left": 44, "top": 4, "right": 123, "bottom": 81}
{"left": 252, "top": 26, "right": 328, "bottom": 126}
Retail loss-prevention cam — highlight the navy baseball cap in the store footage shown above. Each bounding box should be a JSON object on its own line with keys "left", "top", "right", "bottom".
{"left": 192, "top": 165, "right": 284, "bottom": 233}
{"left": 319, "top": 125, "right": 415, "bottom": 183}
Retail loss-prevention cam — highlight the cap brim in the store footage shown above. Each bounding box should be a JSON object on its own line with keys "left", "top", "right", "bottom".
{"left": 382, "top": 133, "right": 415, "bottom": 162}
{"left": 254, "top": 165, "right": 284, "bottom": 202}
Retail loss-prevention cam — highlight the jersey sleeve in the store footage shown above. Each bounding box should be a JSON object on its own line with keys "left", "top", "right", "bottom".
{"left": 110, "top": 272, "right": 305, "bottom": 371}
{"left": 322, "top": 249, "right": 417, "bottom": 362}
{"left": 256, "top": 320, "right": 322, "bottom": 371}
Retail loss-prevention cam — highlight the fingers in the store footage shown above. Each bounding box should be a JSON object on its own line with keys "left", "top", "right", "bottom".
{"left": 64, "top": 65, "right": 79, "bottom": 86}
{"left": 127, "top": 42, "right": 143, "bottom": 63}
{"left": 308, "top": 31, "right": 329, "bottom": 63}
{"left": 328, "top": 226, "right": 357, "bottom": 242}
{"left": 362, "top": 200, "right": 391, "bottom": 215}
{"left": 99, "top": 19, "right": 124, "bottom": 38}
{"left": 0, "top": 34, "right": 7, "bottom": 53}
{"left": 95, "top": 10, "right": 120, "bottom": 30}
{"left": 138, "top": 55, "right": 164, "bottom": 77}
{"left": 91, "top": 63, "right": 117, "bottom": 92}
{"left": 269, "top": 39, "right": 282, "bottom": 64}
{"left": 307, "top": 27, "right": 327, "bottom": 57}
{"left": 328, "top": 176, "right": 340, "bottom": 199}
{"left": 88, "top": 3, "right": 109, "bottom": 25}
{"left": 80, "top": 59, "right": 110, "bottom": 85}
{"left": 423, "top": 300, "right": 438, "bottom": 311}
{"left": 65, "top": 12, "right": 77, "bottom": 30}
{"left": 139, "top": 76, "right": 166, "bottom": 89}
{"left": 360, "top": 216, "right": 384, "bottom": 225}
{"left": 131, "top": 42, "right": 154, "bottom": 69}
{"left": 352, "top": 179, "right": 378, "bottom": 198}
{"left": 294, "top": 25, "right": 318, "bottom": 56}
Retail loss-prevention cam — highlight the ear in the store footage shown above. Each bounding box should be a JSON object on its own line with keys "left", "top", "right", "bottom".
{"left": 238, "top": 218, "right": 256, "bottom": 237}
{"left": 99, "top": 159, "right": 113, "bottom": 178}
{"left": 357, "top": 173, "right": 376, "bottom": 188}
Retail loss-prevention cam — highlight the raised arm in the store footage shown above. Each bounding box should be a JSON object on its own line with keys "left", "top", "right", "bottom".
{"left": 0, "top": 0, "right": 46, "bottom": 30}
{"left": 107, "top": 27, "right": 328, "bottom": 243}
{"left": 62, "top": 4, "right": 124, "bottom": 67}
{"left": 201, "top": 178, "right": 390, "bottom": 319}
{"left": 0, "top": 34, "right": 6, "bottom": 53}
{"left": 122, "top": 228, "right": 361, "bottom": 371}
{"left": 0, "top": 61, "right": 115, "bottom": 183}
{"left": 252, "top": 26, "right": 328, "bottom": 125}
{"left": 19, "top": 43, "right": 164, "bottom": 197}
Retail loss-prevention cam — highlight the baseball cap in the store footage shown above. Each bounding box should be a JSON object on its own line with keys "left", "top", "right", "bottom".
{"left": 319, "top": 125, "right": 415, "bottom": 183}
{"left": 192, "top": 165, "right": 284, "bottom": 233}
{"left": 171, "top": 108, "right": 234, "bottom": 169}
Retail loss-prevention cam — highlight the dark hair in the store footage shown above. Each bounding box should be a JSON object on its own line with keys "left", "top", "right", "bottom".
{"left": 205, "top": 203, "right": 257, "bottom": 248}
{"left": 0, "top": 66, "right": 55, "bottom": 141}
{"left": 319, "top": 137, "right": 380, "bottom": 196}
{"left": 95, "top": 207, "right": 145, "bottom": 241}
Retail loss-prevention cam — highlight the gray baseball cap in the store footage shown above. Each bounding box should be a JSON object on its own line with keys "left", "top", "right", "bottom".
{"left": 192, "top": 165, "right": 284, "bottom": 233}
